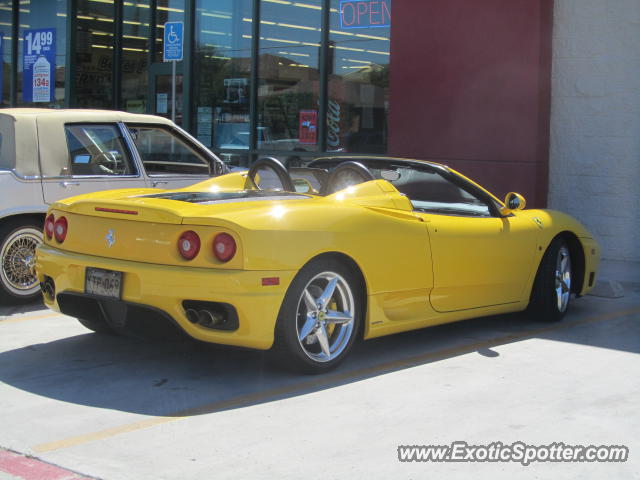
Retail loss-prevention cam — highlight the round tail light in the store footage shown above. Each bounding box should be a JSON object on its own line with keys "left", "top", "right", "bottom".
{"left": 178, "top": 231, "right": 200, "bottom": 260}
{"left": 53, "top": 216, "right": 68, "bottom": 243}
{"left": 44, "top": 214, "right": 55, "bottom": 240}
{"left": 213, "top": 233, "right": 236, "bottom": 262}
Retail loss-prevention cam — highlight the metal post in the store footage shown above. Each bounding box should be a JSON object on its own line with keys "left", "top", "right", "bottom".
{"left": 249, "top": 0, "right": 260, "bottom": 165}
{"left": 183, "top": 0, "right": 195, "bottom": 132}
{"left": 318, "top": 0, "right": 330, "bottom": 153}
{"left": 113, "top": 0, "right": 123, "bottom": 109}
{"left": 171, "top": 59, "right": 176, "bottom": 122}
{"left": 64, "top": 0, "right": 78, "bottom": 108}
{"left": 10, "top": 0, "right": 18, "bottom": 106}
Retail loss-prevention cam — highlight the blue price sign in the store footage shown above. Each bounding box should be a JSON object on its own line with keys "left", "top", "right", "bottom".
{"left": 23, "top": 28, "right": 56, "bottom": 103}
{"left": 163, "top": 21, "right": 183, "bottom": 62}
{"left": 340, "top": 0, "right": 391, "bottom": 29}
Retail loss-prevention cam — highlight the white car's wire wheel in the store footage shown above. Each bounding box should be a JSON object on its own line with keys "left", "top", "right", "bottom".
{"left": 0, "top": 219, "right": 43, "bottom": 303}
{"left": 272, "top": 258, "right": 362, "bottom": 373}
{"left": 528, "top": 237, "right": 573, "bottom": 322}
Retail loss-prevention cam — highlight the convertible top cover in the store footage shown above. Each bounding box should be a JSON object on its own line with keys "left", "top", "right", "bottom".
{"left": 139, "top": 190, "right": 310, "bottom": 205}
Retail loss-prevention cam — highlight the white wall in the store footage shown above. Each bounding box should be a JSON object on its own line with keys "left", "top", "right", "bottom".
{"left": 549, "top": 0, "right": 640, "bottom": 261}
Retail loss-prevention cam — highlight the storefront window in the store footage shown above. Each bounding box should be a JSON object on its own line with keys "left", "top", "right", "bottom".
{"left": 257, "top": 0, "right": 322, "bottom": 153}
{"left": 194, "top": 0, "right": 252, "bottom": 163}
{"left": 75, "top": 0, "right": 114, "bottom": 108}
{"left": 328, "top": 0, "right": 390, "bottom": 153}
{"left": 18, "top": 0, "right": 67, "bottom": 107}
{"left": 0, "top": 1, "right": 11, "bottom": 106}
{"left": 122, "top": 0, "right": 151, "bottom": 113}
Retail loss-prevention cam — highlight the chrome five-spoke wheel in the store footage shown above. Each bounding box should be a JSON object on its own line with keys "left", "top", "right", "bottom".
{"left": 555, "top": 245, "right": 571, "bottom": 313}
{"left": 528, "top": 237, "right": 573, "bottom": 322}
{"left": 296, "top": 272, "right": 355, "bottom": 363}
{"left": 273, "top": 258, "right": 362, "bottom": 373}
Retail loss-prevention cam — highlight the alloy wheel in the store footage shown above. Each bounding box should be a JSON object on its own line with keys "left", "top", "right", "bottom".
{"left": 555, "top": 245, "right": 571, "bottom": 313}
{"left": 295, "top": 271, "right": 355, "bottom": 363}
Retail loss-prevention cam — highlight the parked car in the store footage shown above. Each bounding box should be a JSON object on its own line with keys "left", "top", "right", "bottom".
{"left": 0, "top": 108, "right": 226, "bottom": 304}
{"left": 36, "top": 156, "right": 599, "bottom": 372}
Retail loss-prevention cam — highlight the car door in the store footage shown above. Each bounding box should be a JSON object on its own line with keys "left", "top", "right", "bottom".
{"left": 392, "top": 166, "right": 539, "bottom": 312}
{"left": 124, "top": 124, "right": 216, "bottom": 189}
{"left": 40, "top": 122, "right": 147, "bottom": 204}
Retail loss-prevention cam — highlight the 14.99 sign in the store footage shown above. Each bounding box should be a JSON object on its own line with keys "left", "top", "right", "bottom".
{"left": 23, "top": 28, "right": 56, "bottom": 103}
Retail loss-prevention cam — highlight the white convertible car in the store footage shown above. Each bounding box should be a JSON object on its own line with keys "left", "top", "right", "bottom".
{"left": 0, "top": 109, "right": 226, "bottom": 304}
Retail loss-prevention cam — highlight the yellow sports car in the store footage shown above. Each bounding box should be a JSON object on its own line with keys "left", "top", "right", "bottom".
{"left": 36, "top": 157, "right": 600, "bottom": 373}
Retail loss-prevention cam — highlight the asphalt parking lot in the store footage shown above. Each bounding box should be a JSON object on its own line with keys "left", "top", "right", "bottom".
{"left": 1, "top": 261, "right": 639, "bottom": 480}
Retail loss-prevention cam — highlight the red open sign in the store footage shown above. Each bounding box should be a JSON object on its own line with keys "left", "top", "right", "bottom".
{"left": 340, "top": 0, "right": 391, "bottom": 29}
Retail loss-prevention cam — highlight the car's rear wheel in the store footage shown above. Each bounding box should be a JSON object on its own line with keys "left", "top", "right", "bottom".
{"left": 0, "top": 218, "right": 43, "bottom": 304}
{"left": 528, "top": 237, "right": 572, "bottom": 322}
{"left": 272, "top": 258, "right": 362, "bottom": 373}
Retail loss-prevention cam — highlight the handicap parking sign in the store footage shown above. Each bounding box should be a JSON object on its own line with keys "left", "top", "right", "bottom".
{"left": 163, "top": 21, "right": 183, "bottom": 62}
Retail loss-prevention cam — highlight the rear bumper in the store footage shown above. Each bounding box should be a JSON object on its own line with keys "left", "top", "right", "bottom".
{"left": 36, "top": 244, "right": 296, "bottom": 350}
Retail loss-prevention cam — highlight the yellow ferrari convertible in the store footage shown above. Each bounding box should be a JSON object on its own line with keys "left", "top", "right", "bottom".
{"left": 36, "top": 157, "right": 600, "bottom": 372}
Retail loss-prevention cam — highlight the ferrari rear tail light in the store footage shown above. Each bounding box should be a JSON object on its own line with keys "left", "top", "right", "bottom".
{"left": 44, "top": 214, "right": 55, "bottom": 239}
{"left": 178, "top": 230, "right": 201, "bottom": 260}
{"left": 213, "top": 233, "right": 236, "bottom": 263}
{"left": 54, "top": 216, "right": 68, "bottom": 243}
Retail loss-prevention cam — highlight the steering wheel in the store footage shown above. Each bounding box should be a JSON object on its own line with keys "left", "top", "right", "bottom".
{"left": 92, "top": 151, "right": 123, "bottom": 175}
{"left": 247, "top": 157, "right": 295, "bottom": 192}
{"left": 323, "top": 161, "right": 375, "bottom": 195}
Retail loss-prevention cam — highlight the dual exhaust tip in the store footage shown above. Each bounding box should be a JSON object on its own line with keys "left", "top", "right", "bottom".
{"left": 182, "top": 300, "right": 239, "bottom": 332}
{"left": 185, "top": 308, "right": 223, "bottom": 328}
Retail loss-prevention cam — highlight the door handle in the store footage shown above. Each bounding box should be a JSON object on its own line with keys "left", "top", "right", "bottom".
{"left": 60, "top": 181, "right": 80, "bottom": 188}
{"left": 152, "top": 180, "right": 169, "bottom": 187}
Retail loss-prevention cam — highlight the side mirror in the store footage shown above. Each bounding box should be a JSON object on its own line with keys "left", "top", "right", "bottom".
{"left": 500, "top": 192, "right": 526, "bottom": 215}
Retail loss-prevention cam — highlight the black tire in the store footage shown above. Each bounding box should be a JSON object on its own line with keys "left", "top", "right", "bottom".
{"left": 0, "top": 217, "right": 44, "bottom": 305}
{"left": 528, "top": 237, "right": 572, "bottom": 322}
{"left": 77, "top": 317, "right": 118, "bottom": 335}
{"left": 271, "top": 258, "right": 363, "bottom": 373}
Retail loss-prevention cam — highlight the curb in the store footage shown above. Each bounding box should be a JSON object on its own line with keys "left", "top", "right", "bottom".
{"left": 0, "top": 449, "right": 97, "bottom": 480}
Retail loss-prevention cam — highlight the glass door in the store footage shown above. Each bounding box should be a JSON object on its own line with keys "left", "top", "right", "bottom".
{"left": 149, "top": 62, "right": 183, "bottom": 126}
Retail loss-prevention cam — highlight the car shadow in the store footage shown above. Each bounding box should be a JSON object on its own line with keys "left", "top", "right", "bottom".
{"left": 0, "top": 295, "right": 638, "bottom": 418}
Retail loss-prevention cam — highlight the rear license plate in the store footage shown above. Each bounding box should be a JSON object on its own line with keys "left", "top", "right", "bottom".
{"left": 85, "top": 268, "right": 122, "bottom": 299}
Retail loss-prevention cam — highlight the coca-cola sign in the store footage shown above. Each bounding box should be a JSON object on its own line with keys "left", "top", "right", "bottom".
{"left": 327, "top": 99, "right": 342, "bottom": 150}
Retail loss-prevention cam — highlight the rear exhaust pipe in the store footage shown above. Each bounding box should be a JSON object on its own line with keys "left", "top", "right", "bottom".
{"left": 181, "top": 300, "right": 238, "bottom": 331}
{"left": 185, "top": 308, "right": 200, "bottom": 324}
{"left": 197, "top": 309, "right": 219, "bottom": 327}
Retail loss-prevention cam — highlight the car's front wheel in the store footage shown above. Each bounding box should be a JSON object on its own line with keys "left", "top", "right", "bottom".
{"left": 528, "top": 237, "right": 572, "bottom": 322}
{"left": 272, "top": 258, "right": 362, "bottom": 373}
{"left": 0, "top": 218, "right": 43, "bottom": 304}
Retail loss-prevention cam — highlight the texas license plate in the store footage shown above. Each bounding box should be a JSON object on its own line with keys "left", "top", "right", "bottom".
{"left": 85, "top": 267, "right": 122, "bottom": 299}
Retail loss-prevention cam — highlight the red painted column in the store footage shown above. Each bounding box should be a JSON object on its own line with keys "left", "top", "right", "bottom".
{"left": 388, "top": 0, "right": 553, "bottom": 207}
